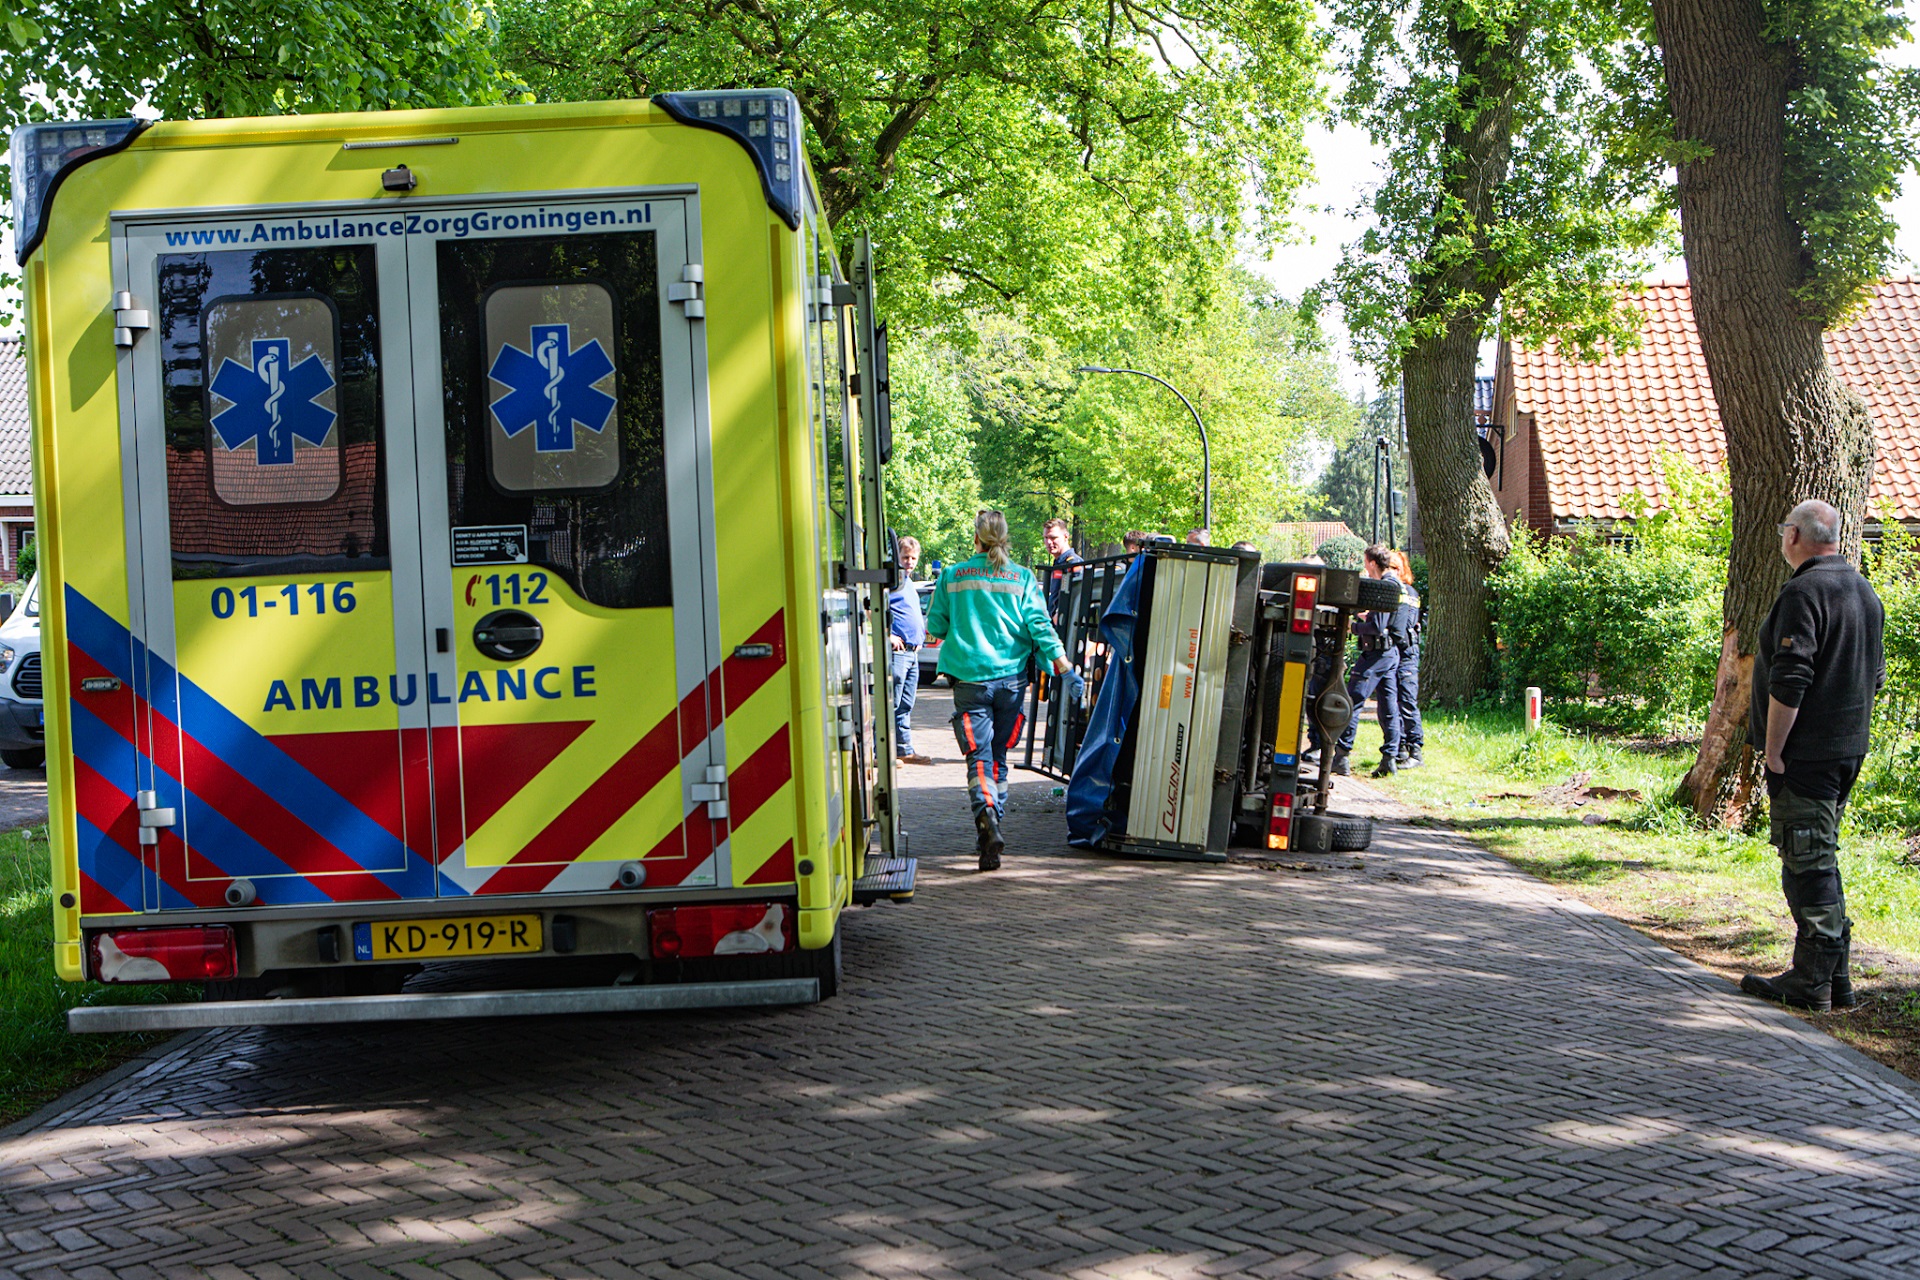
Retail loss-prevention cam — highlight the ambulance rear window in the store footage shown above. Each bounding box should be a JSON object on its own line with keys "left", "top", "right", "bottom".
{"left": 438, "top": 232, "right": 671, "bottom": 610}
{"left": 157, "top": 246, "right": 389, "bottom": 579}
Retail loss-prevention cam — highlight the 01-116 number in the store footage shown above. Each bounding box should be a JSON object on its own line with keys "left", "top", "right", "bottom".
{"left": 211, "top": 582, "right": 357, "bottom": 619}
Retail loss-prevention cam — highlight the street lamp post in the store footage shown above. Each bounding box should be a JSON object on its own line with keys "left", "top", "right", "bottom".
{"left": 1074, "top": 365, "right": 1210, "bottom": 533}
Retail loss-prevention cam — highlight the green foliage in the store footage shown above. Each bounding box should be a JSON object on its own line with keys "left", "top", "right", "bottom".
{"left": 1315, "top": 534, "right": 1365, "bottom": 571}
{"left": 495, "top": 0, "right": 1322, "bottom": 339}
{"left": 1321, "top": 0, "right": 1674, "bottom": 369}
{"left": 885, "top": 273, "right": 1355, "bottom": 563}
{"left": 0, "top": 827, "right": 194, "bottom": 1125}
{"left": 0, "top": 1, "right": 524, "bottom": 324}
{"left": 1855, "top": 517, "right": 1920, "bottom": 831}
{"left": 1310, "top": 388, "right": 1409, "bottom": 542}
{"left": 883, "top": 343, "right": 982, "bottom": 566}
{"left": 1756, "top": 0, "right": 1920, "bottom": 322}
{"left": 13, "top": 539, "right": 35, "bottom": 587}
{"left": 1489, "top": 466, "right": 1727, "bottom": 729}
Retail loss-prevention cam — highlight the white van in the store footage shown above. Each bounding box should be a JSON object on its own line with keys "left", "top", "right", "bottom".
{"left": 0, "top": 574, "right": 43, "bottom": 769}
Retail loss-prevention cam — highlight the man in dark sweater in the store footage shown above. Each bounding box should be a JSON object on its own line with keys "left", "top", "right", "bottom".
{"left": 1740, "top": 499, "right": 1885, "bottom": 1013}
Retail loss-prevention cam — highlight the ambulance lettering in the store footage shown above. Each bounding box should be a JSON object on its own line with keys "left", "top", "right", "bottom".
{"left": 488, "top": 323, "right": 616, "bottom": 452}
{"left": 262, "top": 666, "right": 598, "bottom": 711}
{"left": 209, "top": 337, "right": 336, "bottom": 465}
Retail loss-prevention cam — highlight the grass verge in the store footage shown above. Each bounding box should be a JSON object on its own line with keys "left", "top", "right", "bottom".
{"left": 1, "top": 827, "right": 197, "bottom": 1127}
{"left": 1349, "top": 707, "right": 1920, "bottom": 1083}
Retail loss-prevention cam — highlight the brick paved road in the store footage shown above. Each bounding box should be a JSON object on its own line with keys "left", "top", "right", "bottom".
{"left": 6, "top": 685, "right": 1920, "bottom": 1279}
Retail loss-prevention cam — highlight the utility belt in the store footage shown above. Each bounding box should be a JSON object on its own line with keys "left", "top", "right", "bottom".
{"left": 1358, "top": 636, "right": 1392, "bottom": 654}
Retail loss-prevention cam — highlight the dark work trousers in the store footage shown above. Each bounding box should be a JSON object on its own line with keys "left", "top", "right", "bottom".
{"left": 1395, "top": 641, "right": 1425, "bottom": 754}
{"left": 1769, "top": 785, "right": 1849, "bottom": 944}
{"left": 1337, "top": 646, "right": 1401, "bottom": 758}
{"left": 951, "top": 674, "right": 1026, "bottom": 823}
{"left": 890, "top": 649, "right": 918, "bottom": 756}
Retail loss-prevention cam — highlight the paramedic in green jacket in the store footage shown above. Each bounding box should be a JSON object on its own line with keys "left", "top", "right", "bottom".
{"left": 926, "top": 510, "right": 1073, "bottom": 871}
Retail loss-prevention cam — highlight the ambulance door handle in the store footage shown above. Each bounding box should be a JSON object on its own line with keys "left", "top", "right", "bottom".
{"left": 436, "top": 628, "right": 450, "bottom": 653}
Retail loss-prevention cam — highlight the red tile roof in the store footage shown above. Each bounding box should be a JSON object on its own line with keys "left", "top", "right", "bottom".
{"left": 1507, "top": 279, "right": 1920, "bottom": 523}
{"left": 1270, "top": 520, "right": 1357, "bottom": 547}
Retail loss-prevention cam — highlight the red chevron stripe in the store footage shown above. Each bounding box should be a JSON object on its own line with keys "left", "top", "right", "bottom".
{"left": 474, "top": 609, "right": 788, "bottom": 894}
{"left": 729, "top": 730, "right": 792, "bottom": 831}
{"left": 78, "top": 870, "right": 135, "bottom": 916}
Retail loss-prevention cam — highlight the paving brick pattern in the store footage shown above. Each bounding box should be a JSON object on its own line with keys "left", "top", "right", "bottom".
{"left": 6, "top": 686, "right": 1920, "bottom": 1278}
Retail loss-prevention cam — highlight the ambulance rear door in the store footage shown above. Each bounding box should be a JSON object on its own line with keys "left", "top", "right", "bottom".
{"left": 406, "top": 190, "right": 725, "bottom": 898}
{"left": 109, "top": 212, "right": 437, "bottom": 911}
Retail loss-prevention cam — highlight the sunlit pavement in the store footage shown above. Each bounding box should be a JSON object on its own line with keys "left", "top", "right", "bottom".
{"left": 5, "top": 686, "right": 1920, "bottom": 1278}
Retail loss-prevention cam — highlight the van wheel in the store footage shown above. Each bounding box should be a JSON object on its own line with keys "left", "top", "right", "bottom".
{"left": 1, "top": 747, "right": 44, "bottom": 769}
{"left": 1355, "top": 576, "right": 1402, "bottom": 612}
{"left": 1292, "top": 811, "right": 1373, "bottom": 853}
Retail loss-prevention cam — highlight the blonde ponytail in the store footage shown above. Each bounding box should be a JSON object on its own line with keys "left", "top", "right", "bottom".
{"left": 974, "top": 510, "right": 1012, "bottom": 569}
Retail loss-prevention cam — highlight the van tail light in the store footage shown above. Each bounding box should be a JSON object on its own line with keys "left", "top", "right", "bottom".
{"left": 1267, "top": 790, "right": 1294, "bottom": 850}
{"left": 1291, "top": 574, "right": 1319, "bottom": 634}
{"left": 89, "top": 926, "right": 238, "bottom": 983}
{"left": 649, "top": 903, "right": 791, "bottom": 959}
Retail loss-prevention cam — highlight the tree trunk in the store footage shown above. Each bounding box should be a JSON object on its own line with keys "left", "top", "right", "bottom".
{"left": 1403, "top": 327, "right": 1511, "bottom": 703}
{"left": 1398, "top": 13, "right": 1521, "bottom": 703}
{"left": 1651, "top": 0, "right": 1877, "bottom": 826}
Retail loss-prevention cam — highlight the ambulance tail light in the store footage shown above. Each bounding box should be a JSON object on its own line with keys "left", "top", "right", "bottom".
{"left": 1291, "top": 574, "right": 1319, "bottom": 634}
{"left": 648, "top": 903, "right": 792, "bottom": 959}
{"left": 11, "top": 119, "right": 149, "bottom": 264}
{"left": 1267, "top": 791, "right": 1294, "bottom": 851}
{"left": 88, "top": 926, "right": 237, "bottom": 983}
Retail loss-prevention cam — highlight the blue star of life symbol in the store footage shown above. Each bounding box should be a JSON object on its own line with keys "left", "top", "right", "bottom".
{"left": 488, "top": 323, "right": 617, "bottom": 453}
{"left": 208, "top": 338, "right": 338, "bottom": 466}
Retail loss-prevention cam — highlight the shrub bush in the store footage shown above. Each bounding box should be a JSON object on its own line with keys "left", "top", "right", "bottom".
{"left": 1489, "top": 464, "right": 1725, "bottom": 730}
{"left": 1315, "top": 534, "right": 1364, "bottom": 570}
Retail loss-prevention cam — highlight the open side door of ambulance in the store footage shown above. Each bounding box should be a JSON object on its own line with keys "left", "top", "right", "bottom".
{"left": 101, "top": 191, "right": 733, "bottom": 936}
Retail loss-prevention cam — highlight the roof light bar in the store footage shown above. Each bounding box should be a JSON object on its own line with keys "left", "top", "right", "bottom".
{"left": 653, "top": 90, "right": 806, "bottom": 229}
{"left": 10, "top": 118, "right": 149, "bottom": 265}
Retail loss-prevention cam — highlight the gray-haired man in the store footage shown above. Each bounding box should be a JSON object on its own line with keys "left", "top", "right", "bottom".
{"left": 1740, "top": 499, "right": 1885, "bottom": 1012}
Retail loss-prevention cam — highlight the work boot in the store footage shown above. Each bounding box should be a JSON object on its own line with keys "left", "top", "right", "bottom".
{"left": 1400, "top": 747, "right": 1423, "bottom": 769}
{"left": 1330, "top": 752, "right": 1351, "bottom": 777}
{"left": 1833, "top": 922, "right": 1857, "bottom": 1009}
{"left": 1372, "top": 755, "right": 1397, "bottom": 778}
{"left": 975, "top": 807, "right": 1004, "bottom": 871}
{"left": 1741, "top": 937, "right": 1837, "bottom": 1013}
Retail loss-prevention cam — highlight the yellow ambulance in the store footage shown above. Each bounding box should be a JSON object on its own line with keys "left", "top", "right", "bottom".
{"left": 12, "top": 93, "right": 913, "bottom": 1029}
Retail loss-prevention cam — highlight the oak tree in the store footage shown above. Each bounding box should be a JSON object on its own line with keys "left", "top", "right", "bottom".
{"left": 1646, "top": 0, "right": 1919, "bottom": 824}
{"left": 494, "top": 0, "right": 1321, "bottom": 333}
{"left": 1323, "top": 0, "right": 1668, "bottom": 702}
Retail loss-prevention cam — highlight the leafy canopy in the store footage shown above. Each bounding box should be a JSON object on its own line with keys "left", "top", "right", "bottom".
{"left": 0, "top": 1, "right": 523, "bottom": 319}
{"left": 884, "top": 269, "right": 1356, "bottom": 561}
{"left": 495, "top": 0, "right": 1322, "bottom": 335}
{"left": 1321, "top": 0, "right": 1672, "bottom": 370}
{"left": 1756, "top": 0, "right": 1920, "bottom": 322}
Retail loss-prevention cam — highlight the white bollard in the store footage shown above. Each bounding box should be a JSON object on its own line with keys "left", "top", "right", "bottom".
{"left": 1524, "top": 686, "right": 1543, "bottom": 736}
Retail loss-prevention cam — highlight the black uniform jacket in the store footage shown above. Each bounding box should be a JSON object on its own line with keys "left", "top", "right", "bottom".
{"left": 1749, "top": 554, "right": 1886, "bottom": 764}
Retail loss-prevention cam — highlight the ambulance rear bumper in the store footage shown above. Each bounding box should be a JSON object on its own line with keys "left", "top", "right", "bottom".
{"left": 67, "top": 978, "right": 818, "bottom": 1033}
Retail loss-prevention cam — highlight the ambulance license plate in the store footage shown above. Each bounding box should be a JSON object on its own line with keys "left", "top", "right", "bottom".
{"left": 352, "top": 915, "right": 542, "bottom": 961}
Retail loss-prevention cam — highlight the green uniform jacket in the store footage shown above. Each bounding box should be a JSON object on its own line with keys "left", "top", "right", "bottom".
{"left": 925, "top": 554, "right": 1067, "bottom": 683}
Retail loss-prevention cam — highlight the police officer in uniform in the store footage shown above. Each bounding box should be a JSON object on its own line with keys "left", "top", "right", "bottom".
{"left": 1390, "top": 549, "right": 1424, "bottom": 768}
{"left": 1333, "top": 545, "right": 1401, "bottom": 778}
{"left": 1740, "top": 500, "right": 1885, "bottom": 1013}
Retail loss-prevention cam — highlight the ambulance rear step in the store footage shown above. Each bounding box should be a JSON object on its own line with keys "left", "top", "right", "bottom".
{"left": 853, "top": 856, "right": 917, "bottom": 904}
{"left": 67, "top": 978, "right": 818, "bottom": 1033}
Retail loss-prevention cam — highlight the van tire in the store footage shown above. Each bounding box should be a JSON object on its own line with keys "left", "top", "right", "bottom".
{"left": 1, "top": 747, "right": 44, "bottom": 769}
{"left": 1292, "top": 811, "right": 1373, "bottom": 853}
{"left": 1355, "top": 576, "right": 1401, "bottom": 612}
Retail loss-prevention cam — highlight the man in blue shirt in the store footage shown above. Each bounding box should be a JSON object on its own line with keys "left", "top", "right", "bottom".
{"left": 889, "top": 535, "right": 932, "bottom": 765}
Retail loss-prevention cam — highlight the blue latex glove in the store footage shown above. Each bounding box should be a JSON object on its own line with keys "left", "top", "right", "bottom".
{"left": 1065, "top": 669, "right": 1087, "bottom": 703}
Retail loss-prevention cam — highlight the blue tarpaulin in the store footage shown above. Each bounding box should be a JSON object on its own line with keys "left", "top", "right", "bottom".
{"left": 1065, "top": 554, "right": 1146, "bottom": 847}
